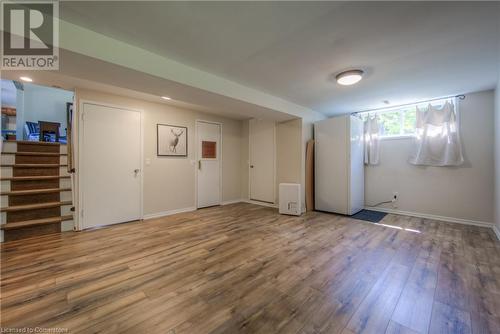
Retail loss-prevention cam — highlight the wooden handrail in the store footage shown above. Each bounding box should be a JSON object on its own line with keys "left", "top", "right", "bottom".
{"left": 66, "top": 102, "right": 75, "bottom": 173}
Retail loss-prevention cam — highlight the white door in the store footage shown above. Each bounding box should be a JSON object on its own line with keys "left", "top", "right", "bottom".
{"left": 80, "top": 103, "right": 142, "bottom": 229}
{"left": 249, "top": 119, "right": 275, "bottom": 203}
{"left": 197, "top": 121, "right": 221, "bottom": 208}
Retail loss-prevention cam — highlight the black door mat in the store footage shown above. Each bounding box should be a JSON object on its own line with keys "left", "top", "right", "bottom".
{"left": 351, "top": 210, "right": 387, "bottom": 223}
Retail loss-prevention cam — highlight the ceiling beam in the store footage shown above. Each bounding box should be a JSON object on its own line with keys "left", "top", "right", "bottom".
{"left": 60, "top": 20, "right": 325, "bottom": 121}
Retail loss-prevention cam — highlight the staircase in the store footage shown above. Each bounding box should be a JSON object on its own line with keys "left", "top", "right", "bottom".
{"left": 1, "top": 141, "right": 74, "bottom": 242}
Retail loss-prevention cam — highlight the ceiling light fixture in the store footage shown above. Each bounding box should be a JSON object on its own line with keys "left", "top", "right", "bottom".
{"left": 20, "top": 76, "right": 33, "bottom": 82}
{"left": 161, "top": 96, "right": 171, "bottom": 100}
{"left": 336, "top": 70, "right": 364, "bottom": 86}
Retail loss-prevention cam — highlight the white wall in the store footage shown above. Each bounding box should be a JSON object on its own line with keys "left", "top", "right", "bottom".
{"left": 495, "top": 83, "right": 500, "bottom": 234}
{"left": 366, "top": 90, "right": 495, "bottom": 225}
{"left": 276, "top": 119, "right": 303, "bottom": 204}
{"left": 75, "top": 89, "right": 243, "bottom": 218}
{"left": 20, "top": 83, "right": 73, "bottom": 138}
{"left": 240, "top": 120, "right": 249, "bottom": 200}
{"left": 494, "top": 30, "right": 500, "bottom": 234}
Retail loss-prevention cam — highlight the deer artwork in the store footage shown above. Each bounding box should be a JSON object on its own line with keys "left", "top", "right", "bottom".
{"left": 169, "top": 128, "right": 184, "bottom": 153}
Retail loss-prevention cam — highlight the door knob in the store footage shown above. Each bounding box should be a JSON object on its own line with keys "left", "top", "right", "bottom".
{"left": 134, "top": 169, "right": 140, "bottom": 174}
{"left": 250, "top": 165, "right": 254, "bottom": 168}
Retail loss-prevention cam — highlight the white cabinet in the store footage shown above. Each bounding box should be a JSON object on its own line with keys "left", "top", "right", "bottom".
{"left": 314, "top": 115, "right": 364, "bottom": 215}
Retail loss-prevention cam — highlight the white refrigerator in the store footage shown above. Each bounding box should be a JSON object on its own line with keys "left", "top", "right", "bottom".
{"left": 314, "top": 115, "right": 364, "bottom": 215}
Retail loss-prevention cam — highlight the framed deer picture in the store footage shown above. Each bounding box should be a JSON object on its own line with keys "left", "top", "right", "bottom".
{"left": 157, "top": 124, "right": 188, "bottom": 156}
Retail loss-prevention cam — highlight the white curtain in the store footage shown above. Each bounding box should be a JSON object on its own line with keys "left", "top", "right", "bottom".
{"left": 409, "top": 100, "right": 464, "bottom": 166}
{"left": 364, "top": 115, "right": 381, "bottom": 165}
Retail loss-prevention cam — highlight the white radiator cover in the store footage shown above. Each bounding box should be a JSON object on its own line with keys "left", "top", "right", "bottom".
{"left": 279, "top": 183, "right": 302, "bottom": 216}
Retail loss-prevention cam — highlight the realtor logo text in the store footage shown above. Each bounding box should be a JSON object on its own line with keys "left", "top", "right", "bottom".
{"left": 1, "top": 0, "right": 59, "bottom": 70}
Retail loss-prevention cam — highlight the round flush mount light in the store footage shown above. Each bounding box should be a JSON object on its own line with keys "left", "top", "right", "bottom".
{"left": 20, "top": 76, "right": 33, "bottom": 82}
{"left": 161, "top": 96, "right": 171, "bottom": 100}
{"left": 336, "top": 70, "right": 364, "bottom": 86}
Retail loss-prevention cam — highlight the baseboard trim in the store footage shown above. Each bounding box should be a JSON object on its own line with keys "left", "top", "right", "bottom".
{"left": 224, "top": 198, "right": 301, "bottom": 213}
{"left": 365, "top": 206, "right": 493, "bottom": 228}
{"left": 221, "top": 199, "right": 244, "bottom": 206}
{"left": 493, "top": 225, "right": 500, "bottom": 241}
{"left": 142, "top": 200, "right": 274, "bottom": 220}
{"left": 143, "top": 207, "right": 196, "bottom": 220}
{"left": 243, "top": 199, "right": 278, "bottom": 208}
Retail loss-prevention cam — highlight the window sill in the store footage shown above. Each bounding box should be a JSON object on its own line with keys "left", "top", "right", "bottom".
{"left": 380, "top": 135, "right": 415, "bottom": 141}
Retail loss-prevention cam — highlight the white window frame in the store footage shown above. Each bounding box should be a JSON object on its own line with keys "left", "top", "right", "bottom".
{"left": 365, "top": 98, "right": 455, "bottom": 141}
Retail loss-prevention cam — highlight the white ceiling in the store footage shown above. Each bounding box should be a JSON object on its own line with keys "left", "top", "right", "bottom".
{"left": 61, "top": 1, "right": 500, "bottom": 116}
{"left": 1, "top": 51, "right": 296, "bottom": 122}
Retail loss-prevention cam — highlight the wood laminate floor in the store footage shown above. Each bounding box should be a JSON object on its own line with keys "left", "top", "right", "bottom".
{"left": 1, "top": 203, "right": 500, "bottom": 334}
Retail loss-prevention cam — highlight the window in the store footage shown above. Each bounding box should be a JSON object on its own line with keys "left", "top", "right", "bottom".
{"left": 362, "top": 99, "right": 452, "bottom": 139}
{"left": 377, "top": 107, "right": 417, "bottom": 138}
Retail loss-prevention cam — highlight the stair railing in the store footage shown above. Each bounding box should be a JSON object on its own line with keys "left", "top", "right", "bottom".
{"left": 66, "top": 102, "right": 75, "bottom": 173}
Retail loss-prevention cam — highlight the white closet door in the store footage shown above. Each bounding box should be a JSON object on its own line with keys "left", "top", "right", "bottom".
{"left": 80, "top": 103, "right": 141, "bottom": 229}
{"left": 249, "top": 119, "right": 275, "bottom": 203}
{"left": 197, "top": 121, "right": 221, "bottom": 208}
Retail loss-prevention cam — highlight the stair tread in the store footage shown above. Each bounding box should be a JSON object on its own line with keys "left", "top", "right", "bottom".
{"left": 1, "top": 215, "right": 73, "bottom": 230}
{"left": 5, "top": 140, "right": 65, "bottom": 146}
{"left": 0, "top": 201, "right": 72, "bottom": 212}
{"left": 1, "top": 175, "right": 70, "bottom": 181}
{"left": 1, "top": 188, "right": 72, "bottom": 196}
{"left": 1, "top": 164, "right": 68, "bottom": 167}
{"left": 1, "top": 152, "right": 67, "bottom": 156}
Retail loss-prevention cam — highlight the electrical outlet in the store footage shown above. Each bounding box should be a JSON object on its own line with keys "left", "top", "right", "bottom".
{"left": 392, "top": 192, "right": 399, "bottom": 208}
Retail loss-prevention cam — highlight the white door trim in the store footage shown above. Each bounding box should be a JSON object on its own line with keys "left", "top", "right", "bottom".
{"left": 248, "top": 119, "right": 276, "bottom": 204}
{"left": 195, "top": 119, "right": 223, "bottom": 208}
{"left": 77, "top": 99, "right": 144, "bottom": 230}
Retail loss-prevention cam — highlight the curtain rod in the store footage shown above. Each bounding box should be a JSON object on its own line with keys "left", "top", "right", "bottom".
{"left": 352, "top": 94, "right": 465, "bottom": 116}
